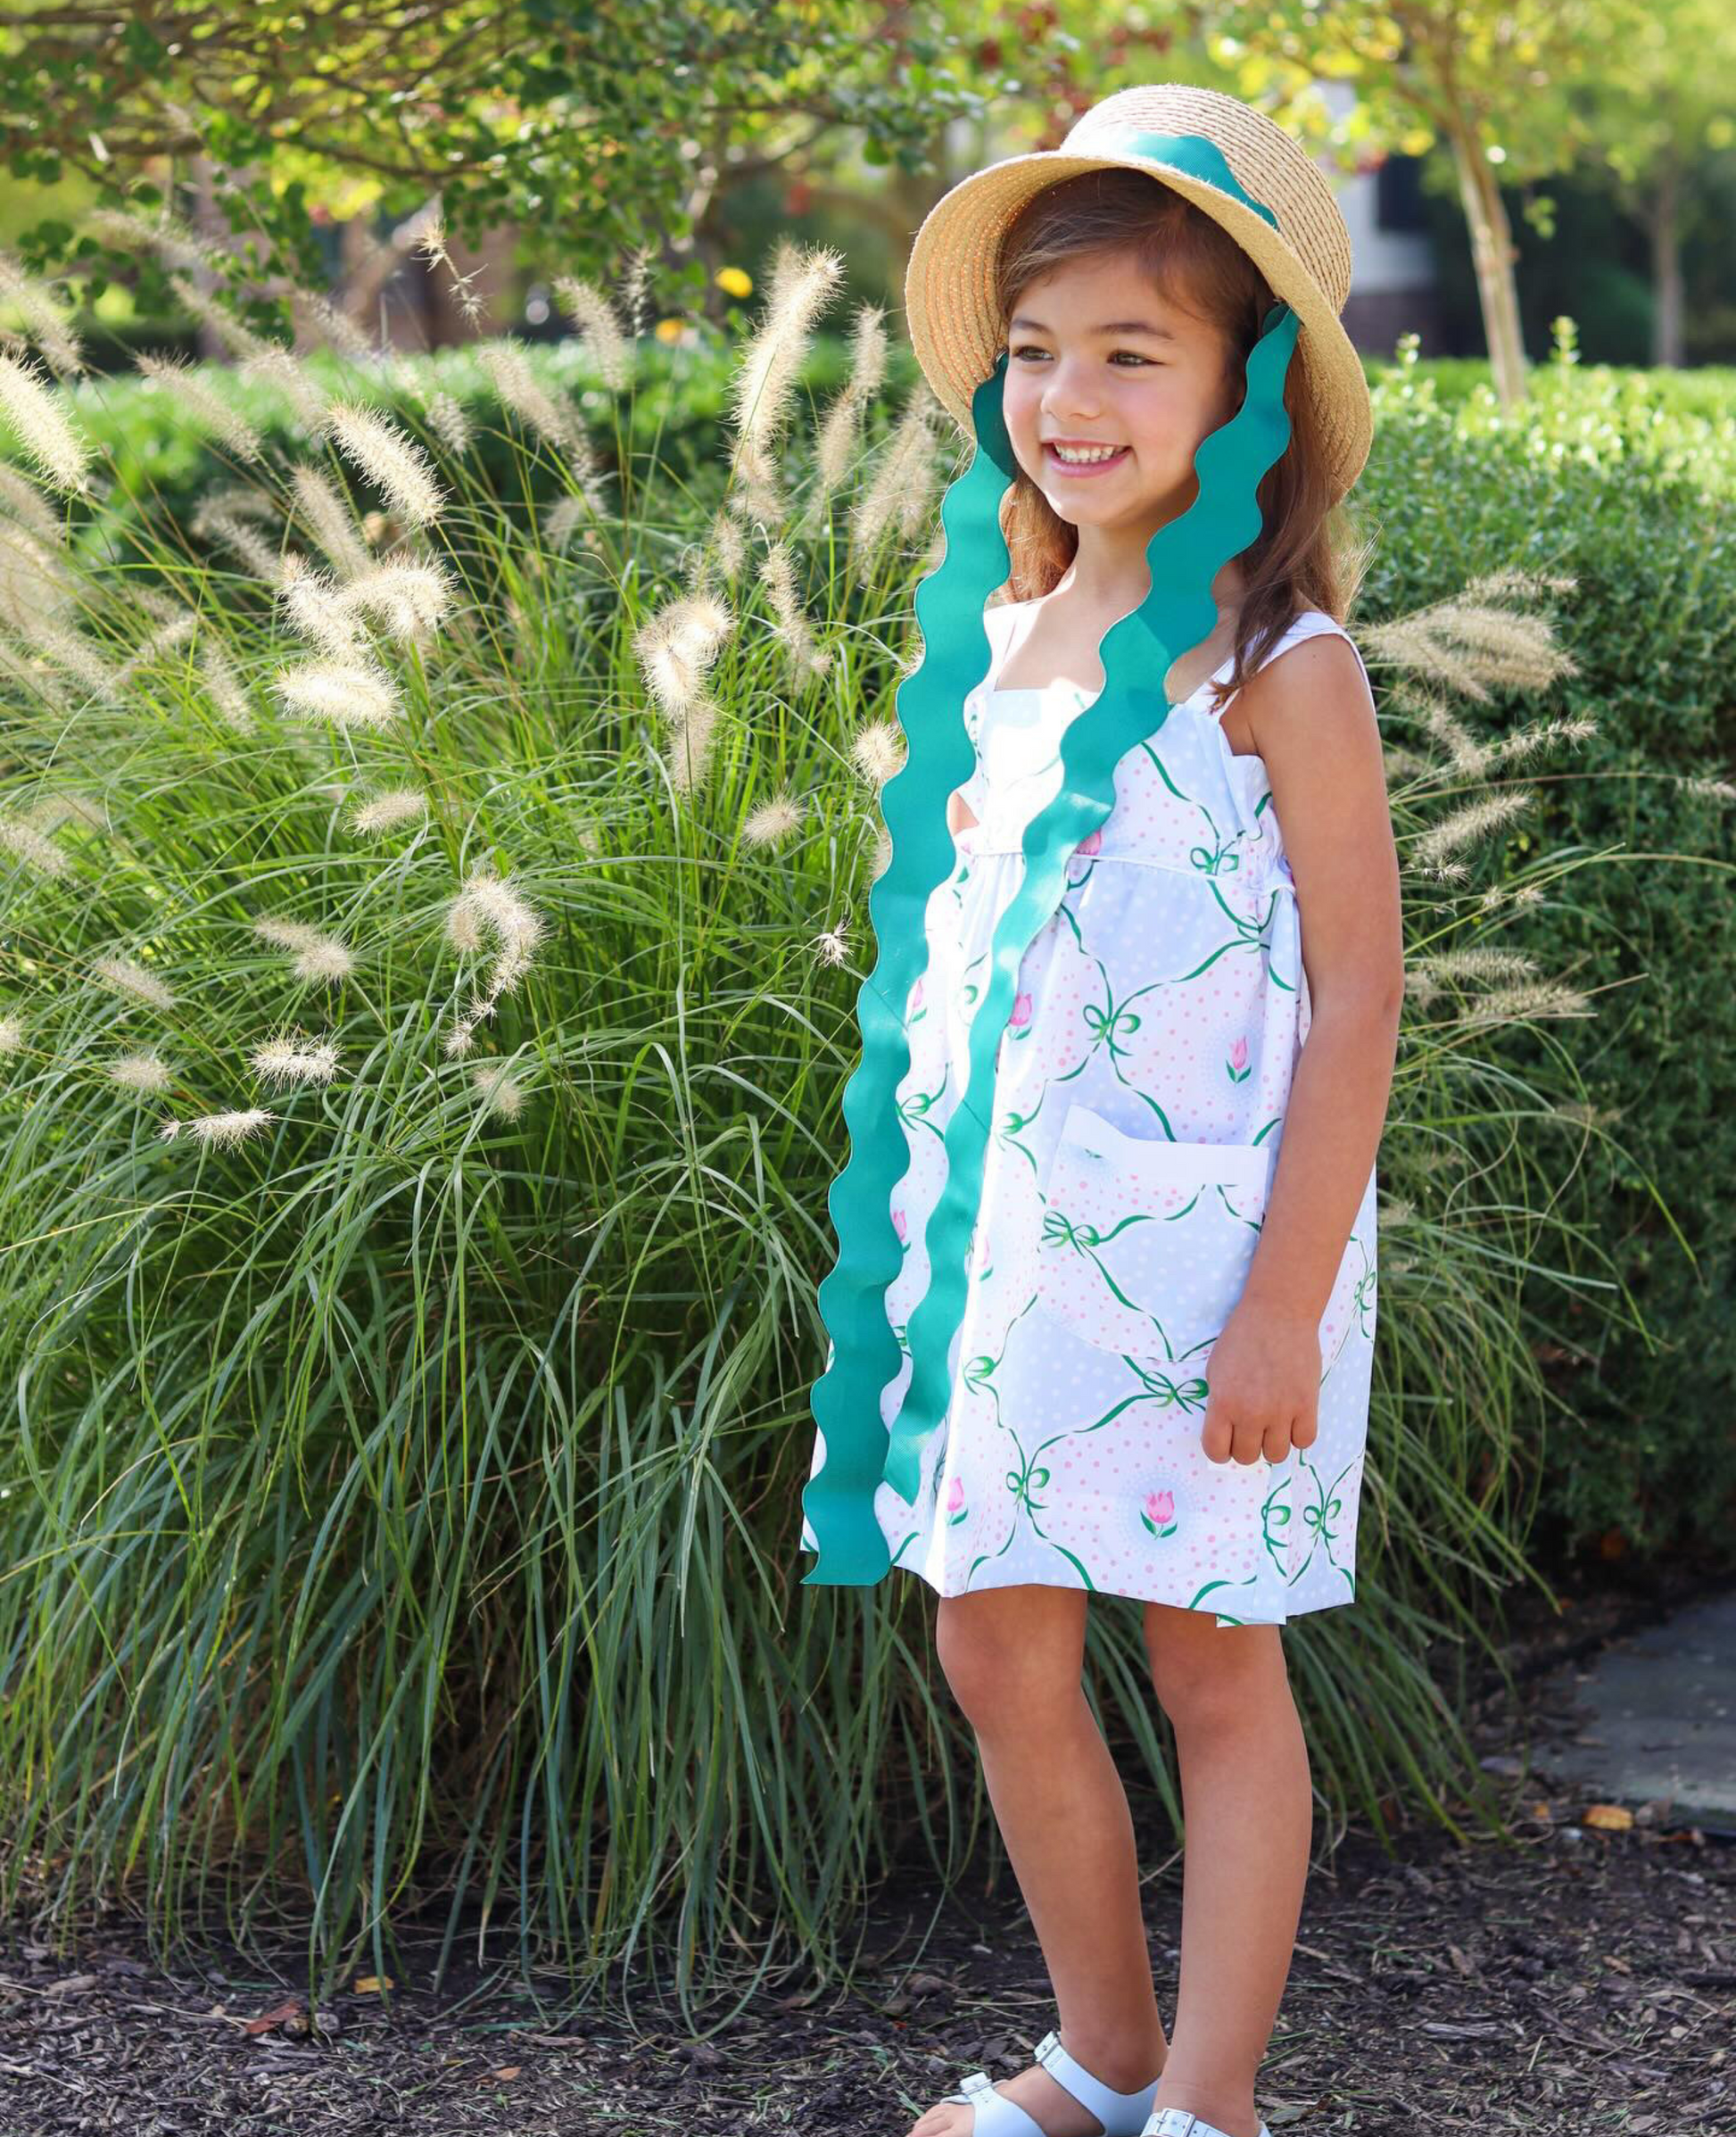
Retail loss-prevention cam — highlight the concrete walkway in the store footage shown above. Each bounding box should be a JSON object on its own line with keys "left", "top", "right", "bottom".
{"left": 1532, "top": 1585, "right": 1736, "bottom": 1835}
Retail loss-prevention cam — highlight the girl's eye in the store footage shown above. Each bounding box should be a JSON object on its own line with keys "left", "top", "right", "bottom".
{"left": 1008, "top": 345, "right": 1152, "bottom": 367}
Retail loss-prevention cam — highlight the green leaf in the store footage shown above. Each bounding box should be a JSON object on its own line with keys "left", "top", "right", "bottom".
{"left": 121, "top": 20, "right": 164, "bottom": 67}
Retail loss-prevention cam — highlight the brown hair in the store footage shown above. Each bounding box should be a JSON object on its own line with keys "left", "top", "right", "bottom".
{"left": 992, "top": 168, "right": 1371, "bottom": 708}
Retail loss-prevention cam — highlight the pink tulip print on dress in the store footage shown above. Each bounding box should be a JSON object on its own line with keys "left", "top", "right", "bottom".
{"left": 1141, "top": 1488, "right": 1178, "bottom": 1539}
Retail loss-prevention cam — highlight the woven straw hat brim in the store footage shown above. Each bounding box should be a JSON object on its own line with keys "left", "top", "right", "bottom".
{"left": 903, "top": 146, "right": 1372, "bottom": 504}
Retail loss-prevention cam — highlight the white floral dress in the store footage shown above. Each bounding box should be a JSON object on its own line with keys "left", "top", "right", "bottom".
{"left": 800, "top": 602, "right": 1379, "bottom": 1626}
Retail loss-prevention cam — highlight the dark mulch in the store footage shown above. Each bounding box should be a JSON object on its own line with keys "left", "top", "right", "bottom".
{"left": 3, "top": 1551, "right": 1732, "bottom": 2137}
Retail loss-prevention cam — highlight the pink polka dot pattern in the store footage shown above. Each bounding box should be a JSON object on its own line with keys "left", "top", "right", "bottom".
{"left": 801, "top": 609, "right": 1380, "bottom": 1628}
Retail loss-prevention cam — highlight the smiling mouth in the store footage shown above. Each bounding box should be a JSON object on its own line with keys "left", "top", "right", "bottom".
{"left": 1044, "top": 442, "right": 1130, "bottom": 475}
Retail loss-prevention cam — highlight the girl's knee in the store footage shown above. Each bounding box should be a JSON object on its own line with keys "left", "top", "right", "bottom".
{"left": 1142, "top": 1607, "right": 1287, "bottom": 1728}
{"left": 935, "top": 1586, "right": 1086, "bottom": 1724}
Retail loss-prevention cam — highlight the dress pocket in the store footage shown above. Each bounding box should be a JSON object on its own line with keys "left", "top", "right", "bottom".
{"left": 1035, "top": 1102, "right": 1274, "bottom": 1367}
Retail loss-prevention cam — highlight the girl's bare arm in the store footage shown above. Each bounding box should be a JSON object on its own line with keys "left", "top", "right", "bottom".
{"left": 1235, "top": 634, "right": 1404, "bottom": 1321}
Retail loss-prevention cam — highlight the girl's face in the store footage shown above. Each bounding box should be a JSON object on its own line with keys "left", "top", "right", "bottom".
{"left": 1001, "top": 252, "right": 1240, "bottom": 543}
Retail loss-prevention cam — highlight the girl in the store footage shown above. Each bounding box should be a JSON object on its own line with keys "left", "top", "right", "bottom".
{"left": 802, "top": 83, "right": 1403, "bottom": 2137}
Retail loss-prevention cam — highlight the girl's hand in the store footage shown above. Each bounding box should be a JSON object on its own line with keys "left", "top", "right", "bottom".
{"left": 1198, "top": 1299, "right": 1321, "bottom": 1467}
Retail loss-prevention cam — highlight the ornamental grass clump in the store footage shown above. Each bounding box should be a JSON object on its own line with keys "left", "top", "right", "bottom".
{"left": 0, "top": 219, "right": 1647, "bottom": 2011}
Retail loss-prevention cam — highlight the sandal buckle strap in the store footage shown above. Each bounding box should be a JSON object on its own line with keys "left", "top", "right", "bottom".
{"left": 1029, "top": 2027, "right": 1163, "bottom": 2128}
{"left": 1141, "top": 2112, "right": 1274, "bottom": 2137}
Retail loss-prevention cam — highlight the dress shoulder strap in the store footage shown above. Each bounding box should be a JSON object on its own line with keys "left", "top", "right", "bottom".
{"left": 975, "top": 597, "right": 1036, "bottom": 697}
{"left": 1203, "top": 608, "right": 1373, "bottom": 719}
{"left": 1261, "top": 609, "right": 1372, "bottom": 690}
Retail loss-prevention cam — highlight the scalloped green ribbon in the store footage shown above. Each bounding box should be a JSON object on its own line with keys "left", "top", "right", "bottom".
{"left": 802, "top": 169, "right": 1299, "bottom": 1587}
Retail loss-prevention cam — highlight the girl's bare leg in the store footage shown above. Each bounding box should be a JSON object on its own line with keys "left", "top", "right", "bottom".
{"left": 1140, "top": 1606, "right": 1311, "bottom": 2137}
{"left": 907, "top": 1586, "right": 1169, "bottom": 2137}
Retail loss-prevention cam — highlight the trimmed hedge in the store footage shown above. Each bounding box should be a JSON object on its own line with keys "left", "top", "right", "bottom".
{"left": 1354, "top": 347, "right": 1736, "bottom": 1561}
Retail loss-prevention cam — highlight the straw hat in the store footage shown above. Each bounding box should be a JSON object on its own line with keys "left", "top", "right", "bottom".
{"left": 902, "top": 83, "right": 1371, "bottom": 502}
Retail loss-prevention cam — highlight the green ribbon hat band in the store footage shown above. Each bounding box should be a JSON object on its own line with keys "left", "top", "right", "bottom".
{"left": 1097, "top": 128, "right": 1284, "bottom": 236}
{"left": 802, "top": 143, "right": 1299, "bottom": 1588}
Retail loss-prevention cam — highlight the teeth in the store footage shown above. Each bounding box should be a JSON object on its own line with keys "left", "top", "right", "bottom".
{"left": 1051, "top": 443, "right": 1123, "bottom": 463}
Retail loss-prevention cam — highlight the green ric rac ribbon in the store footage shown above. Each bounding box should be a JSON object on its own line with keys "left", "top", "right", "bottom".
{"left": 802, "top": 154, "right": 1297, "bottom": 1589}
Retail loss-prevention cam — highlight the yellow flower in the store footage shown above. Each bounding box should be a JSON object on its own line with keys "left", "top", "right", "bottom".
{"left": 653, "top": 318, "right": 687, "bottom": 344}
{"left": 715, "top": 266, "right": 753, "bottom": 300}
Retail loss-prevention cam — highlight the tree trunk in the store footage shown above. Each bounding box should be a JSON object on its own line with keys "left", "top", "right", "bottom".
{"left": 1446, "top": 122, "right": 1528, "bottom": 406}
{"left": 1649, "top": 154, "right": 1683, "bottom": 369}
{"left": 187, "top": 154, "right": 232, "bottom": 365}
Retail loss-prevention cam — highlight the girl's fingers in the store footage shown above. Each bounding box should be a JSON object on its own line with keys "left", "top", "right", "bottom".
{"left": 1199, "top": 1404, "right": 1233, "bottom": 1464}
{"left": 1231, "top": 1413, "right": 1271, "bottom": 1466}
{"left": 1206, "top": 1401, "right": 1322, "bottom": 1465}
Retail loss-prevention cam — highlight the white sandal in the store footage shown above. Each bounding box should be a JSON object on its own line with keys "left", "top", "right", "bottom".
{"left": 1140, "top": 2111, "right": 1273, "bottom": 2137}
{"left": 931, "top": 2026, "right": 1163, "bottom": 2134}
